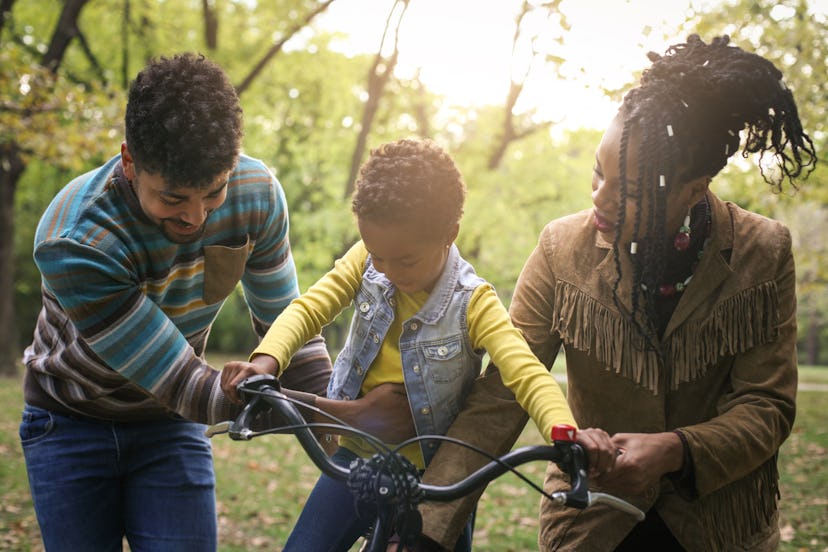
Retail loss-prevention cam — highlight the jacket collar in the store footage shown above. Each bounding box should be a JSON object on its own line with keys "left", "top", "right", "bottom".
{"left": 594, "top": 192, "right": 735, "bottom": 340}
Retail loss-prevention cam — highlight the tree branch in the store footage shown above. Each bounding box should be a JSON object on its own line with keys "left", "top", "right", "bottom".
{"left": 235, "top": 0, "right": 337, "bottom": 96}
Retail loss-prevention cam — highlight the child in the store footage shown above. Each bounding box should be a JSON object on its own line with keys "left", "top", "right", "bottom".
{"left": 221, "top": 138, "right": 615, "bottom": 551}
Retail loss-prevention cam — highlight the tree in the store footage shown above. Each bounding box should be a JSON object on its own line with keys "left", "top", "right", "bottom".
{"left": 487, "top": 0, "right": 568, "bottom": 170}
{"left": 344, "top": 0, "right": 410, "bottom": 198}
{"left": 691, "top": 0, "right": 828, "bottom": 365}
{"left": 0, "top": 1, "right": 117, "bottom": 375}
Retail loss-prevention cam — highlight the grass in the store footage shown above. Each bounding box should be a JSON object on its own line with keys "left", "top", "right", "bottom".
{"left": 1, "top": 364, "right": 826, "bottom": 551}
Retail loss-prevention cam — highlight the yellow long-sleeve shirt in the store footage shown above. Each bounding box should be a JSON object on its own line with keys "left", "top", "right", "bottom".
{"left": 254, "top": 241, "right": 575, "bottom": 467}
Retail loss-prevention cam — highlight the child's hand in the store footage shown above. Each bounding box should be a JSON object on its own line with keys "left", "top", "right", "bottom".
{"left": 575, "top": 427, "right": 617, "bottom": 478}
{"left": 221, "top": 355, "right": 278, "bottom": 402}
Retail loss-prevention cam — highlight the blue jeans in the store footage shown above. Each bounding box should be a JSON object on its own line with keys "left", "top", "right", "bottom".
{"left": 19, "top": 405, "right": 216, "bottom": 552}
{"left": 284, "top": 448, "right": 474, "bottom": 552}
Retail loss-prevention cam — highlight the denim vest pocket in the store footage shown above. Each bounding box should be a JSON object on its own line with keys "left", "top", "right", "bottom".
{"left": 422, "top": 337, "right": 463, "bottom": 383}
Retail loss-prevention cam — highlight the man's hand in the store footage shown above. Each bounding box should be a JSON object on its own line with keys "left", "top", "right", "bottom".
{"left": 316, "top": 383, "right": 416, "bottom": 443}
{"left": 220, "top": 355, "right": 278, "bottom": 403}
{"left": 593, "top": 432, "right": 684, "bottom": 495}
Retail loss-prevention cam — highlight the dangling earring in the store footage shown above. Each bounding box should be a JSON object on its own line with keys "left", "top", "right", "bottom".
{"left": 673, "top": 209, "right": 691, "bottom": 251}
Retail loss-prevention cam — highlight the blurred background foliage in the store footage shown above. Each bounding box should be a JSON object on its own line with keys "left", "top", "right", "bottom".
{"left": 1, "top": 0, "right": 825, "bottom": 371}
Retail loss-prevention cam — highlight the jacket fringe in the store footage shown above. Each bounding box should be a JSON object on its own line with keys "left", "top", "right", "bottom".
{"left": 695, "top": 458, "right": 780, "bottom": 551}
{"left": 551, "top": 280, "right": 779, "bottom": 394}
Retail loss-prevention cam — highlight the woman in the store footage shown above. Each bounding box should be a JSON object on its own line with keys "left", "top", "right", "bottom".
{"left": 416, "top": 34, "right": 817, "bottom": 552}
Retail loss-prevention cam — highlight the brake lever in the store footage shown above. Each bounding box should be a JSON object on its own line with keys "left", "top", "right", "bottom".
{"left": 205, "top": 420, "right": 232, "bottom": 438}
{"left": 548, "top": 489, "right": 644, "bottom": 520}
{"left": 587, "top": 492, "right": 645, "bottom": 521}
{"left": 206, "top": 375, "right": 282, "bottom": 440}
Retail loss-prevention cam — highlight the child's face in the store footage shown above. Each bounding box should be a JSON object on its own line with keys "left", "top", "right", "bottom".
{"left": 358, "top": 218, "right": 455, "bottom": 295}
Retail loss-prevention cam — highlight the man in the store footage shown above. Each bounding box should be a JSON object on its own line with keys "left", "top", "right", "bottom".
{"left": 19, "top": 53, "right": 333, "bottom": 551}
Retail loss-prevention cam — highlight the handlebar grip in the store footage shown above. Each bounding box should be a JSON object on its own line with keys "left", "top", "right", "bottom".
{"left": 551, "top": 424, "right": 577, "bottom": 443}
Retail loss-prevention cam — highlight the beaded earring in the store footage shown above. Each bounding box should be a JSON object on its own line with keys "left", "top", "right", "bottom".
{"left": 673, "top": 209, "right": 691, "bottom": 251}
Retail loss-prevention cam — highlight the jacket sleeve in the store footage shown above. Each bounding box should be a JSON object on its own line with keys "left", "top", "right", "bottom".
{"left": 680, "top": 226, "right": 797, "bottom": 498}
{"left": 419, "top": 237, "right": 563, "bottom": 548}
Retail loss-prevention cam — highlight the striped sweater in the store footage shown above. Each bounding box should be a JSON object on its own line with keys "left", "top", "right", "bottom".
{"left": 23, "top": 154, "right": 330, "bottom": 424}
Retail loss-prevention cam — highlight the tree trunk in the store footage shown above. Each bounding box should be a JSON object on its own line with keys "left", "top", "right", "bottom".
{"left": 0, "top": 144, "right": 25, "bottom": 376}
{"left": 202, "top": 0, "right": 218, "bottom": 50}
{"left": 344, "top": 0, "right": 409, "bottom": 198}
{"left": 0, "top": 0, "right": 17, "bottom": 37}
{"left": 42, "top": 0, "right": 90, "bottom": 72}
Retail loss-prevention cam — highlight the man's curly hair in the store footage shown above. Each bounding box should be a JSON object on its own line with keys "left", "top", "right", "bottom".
{"left": 125, "top": 53, "right": 243, "bottom": 189}
{"left": 351, "top": 139, "right": 465, "bottom": 239}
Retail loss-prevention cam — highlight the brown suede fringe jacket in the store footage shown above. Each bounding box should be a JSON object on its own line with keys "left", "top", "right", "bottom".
{"left": 419, "top": 192, "right": 796, "bottom": 552}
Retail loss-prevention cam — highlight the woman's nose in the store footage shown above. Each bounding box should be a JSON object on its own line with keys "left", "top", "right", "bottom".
{"left": 592, "top": 176, "right": 617, "bottom": 210}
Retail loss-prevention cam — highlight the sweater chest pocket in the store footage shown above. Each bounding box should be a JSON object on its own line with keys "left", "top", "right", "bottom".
{"left": 203, "top": 237, "right": 251, "bottom": 304}
{"left": 423, "top": 338, "right": 463, "bottom": 383}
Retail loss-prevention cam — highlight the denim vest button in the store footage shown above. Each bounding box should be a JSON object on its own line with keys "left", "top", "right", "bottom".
{"left": 359, "top": 301, "right": 370, "bottom": 313}
{"left": 420, "top": 406, "right": 430, "bottom": 415}
{"left": 437, "top": 346, "right": 448, "bottom": 357}
{"left": 410, "top": 322, "right": 419, "bottom": 331}
{"left": 356, "top": 366, "right": 364, "bottom": 375}
{"left": 412, "top": 365, "right": 420, "bottom": 373}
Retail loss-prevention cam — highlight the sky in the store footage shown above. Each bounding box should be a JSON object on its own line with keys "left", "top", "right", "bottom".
{"left": 313, "top": 0, "right": 828, "bottom": 131}
{"left": 313, "top": 0, "right": 717, "bottom": 129}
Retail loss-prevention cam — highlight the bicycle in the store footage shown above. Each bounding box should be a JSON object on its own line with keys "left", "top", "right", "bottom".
{"left": 206, "top": 374, "right": 644, "bottom": 552}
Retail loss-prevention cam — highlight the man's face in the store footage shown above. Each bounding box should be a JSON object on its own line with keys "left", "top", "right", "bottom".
{"left": 122, "top": 144, "right": 229, "bottom": 244}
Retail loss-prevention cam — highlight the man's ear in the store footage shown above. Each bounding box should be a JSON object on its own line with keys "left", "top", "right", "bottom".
{"left": 121, "top": 142, "right": 135, "bottom": 181}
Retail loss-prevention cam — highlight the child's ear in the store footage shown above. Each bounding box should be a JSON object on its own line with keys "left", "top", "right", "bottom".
{"left": 446, "top": 223, "right": 460, "bottom": 245}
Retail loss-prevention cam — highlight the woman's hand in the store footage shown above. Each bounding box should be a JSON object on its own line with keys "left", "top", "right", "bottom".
{"left": 593, "top": 432, "right": 684, "bottom": 495}
{"left": 315, "top": 383, "right": 416, "bottom": 443}
{"left": 575, "top": 427, "right": 617, "bottom": 477}
{"left": 220, "top": 354, "right": 278, "bottom": 402}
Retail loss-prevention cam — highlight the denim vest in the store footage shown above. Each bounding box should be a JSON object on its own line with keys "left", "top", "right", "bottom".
{"left": 329, "top": 244, "right": 486, "bottom": 465}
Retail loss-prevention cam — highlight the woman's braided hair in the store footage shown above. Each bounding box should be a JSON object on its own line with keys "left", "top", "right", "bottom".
{"left": 613, "top": 34, "right": 817, "bottom": 352}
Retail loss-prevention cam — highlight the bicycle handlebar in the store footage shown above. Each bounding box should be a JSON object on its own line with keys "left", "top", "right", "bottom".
{"left": 206, "top": 374, "right": 644, "bottom": 536}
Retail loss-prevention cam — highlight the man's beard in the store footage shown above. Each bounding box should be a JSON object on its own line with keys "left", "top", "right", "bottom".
{"left": 159, "top": 218, "right": 207, "bottom": 244}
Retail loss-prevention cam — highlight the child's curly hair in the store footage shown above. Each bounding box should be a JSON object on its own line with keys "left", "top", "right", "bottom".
{"left": 125, "top": 53, "right": 243, "bottom": 189}
{"left": 352, "top": 139, "right": 466, "bottom": 239}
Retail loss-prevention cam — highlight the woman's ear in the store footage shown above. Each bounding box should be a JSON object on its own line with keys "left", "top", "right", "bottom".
{"left": 684, "top": 175, "right": 712, "bottom": 206}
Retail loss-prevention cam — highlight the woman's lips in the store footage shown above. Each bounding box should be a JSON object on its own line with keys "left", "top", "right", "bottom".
{"left": 592, "top": 209, "right": 615, "bottom": 233}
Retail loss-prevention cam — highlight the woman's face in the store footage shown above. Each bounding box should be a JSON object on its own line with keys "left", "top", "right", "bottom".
{"left": 591, "top": 114, "right": 706, "bottom": 248}
{"left": 358, "top": 217, "right": 456, "bottom": 295}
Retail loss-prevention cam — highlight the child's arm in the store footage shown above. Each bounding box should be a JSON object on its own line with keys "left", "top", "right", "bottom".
{"left": 221, "top": 241, "right": 368, "bottom": 400}
{"left": 468, "top": 284, "right": 575, "bottom": 436}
